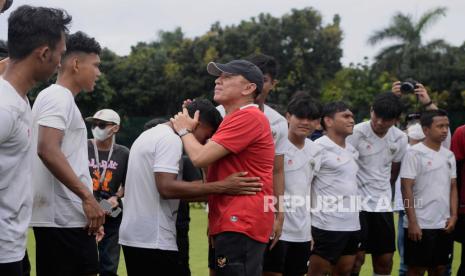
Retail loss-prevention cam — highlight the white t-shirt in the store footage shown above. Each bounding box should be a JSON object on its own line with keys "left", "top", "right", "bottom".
{"left": 30, "top": 84, "right": 91, "bottom": 228}
{"left": 400, "top": 143, "right": 456, "bottom": 229}
{"left": 281, "top": 138, "right": 322, "bottom": 242}
{"left": 216, "top": 104, "right": 288, "bottom": 155}
{"left": 0, "top": 78, "right": 33, "bottom": 263}
{"left": 347, "top": 121, "right": 408, "bottom": 212}
{"left": 311, "top": 135, "right": 360, "bottom": 231}
{"left": 119, "top": 124, "right": 183, "bottom": 251}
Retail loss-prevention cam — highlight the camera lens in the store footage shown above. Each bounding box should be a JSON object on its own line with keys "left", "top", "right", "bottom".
{"left": 400, "top": 82, "right": 415, "bottom": 93}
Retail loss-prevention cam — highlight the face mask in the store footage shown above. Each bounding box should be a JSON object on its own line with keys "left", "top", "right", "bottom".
{"left": 92, "top": 126, "right": 115, "bottom": 141}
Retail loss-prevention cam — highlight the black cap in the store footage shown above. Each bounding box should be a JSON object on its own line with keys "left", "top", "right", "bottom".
{"left": 207, "top": 59, "right": 264, "bottom": 94}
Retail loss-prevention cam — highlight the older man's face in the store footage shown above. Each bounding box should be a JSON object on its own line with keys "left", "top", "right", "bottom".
{"left": 213, "top": 73, "right": 251, "bottom": 105}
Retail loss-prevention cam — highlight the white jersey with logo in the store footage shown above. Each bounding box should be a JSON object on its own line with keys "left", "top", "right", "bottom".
{"left": 0, "top": 78, "right": 33, "bottom": 263}
{"left": 281, "top": 138, "right": 322, "bottom": 242}
{"left": 216, "top": 104, "right": 288, "bottom": 155}
{"left": 30, "top": 84, "right": 91, "bottom": 228}
{"left": 119, "top": 124, "right": 183, "bottom": 251}
{"left": 347, "top": 121, "right": 408, "bottom": 212}
{"left": 400, "top": 143, "right": 456, "bottom": 229}
{"left": 311, "top": 135, "right": 360, "bottom": 231}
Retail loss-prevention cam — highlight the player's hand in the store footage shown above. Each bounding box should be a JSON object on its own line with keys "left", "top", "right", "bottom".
{"left": 82, "top": 194, "right": 106, "bottom": 235}
{"left": 171, "top": 108, "right": 199, "bottom": 134}
{"left": 182, "top": 99, "right": 193, "bottom": 109}
{"left": 221, "top": 172, "right": 262, "bottom": 195}
{"left": 444, "top": 216, "right": 457, "bottom": 233}
{"left": 95, "top": 226, "right": 105, "bottom": 242}
{"left": 269, "top": 212, "right": 284, "bottom": 250}
{"left": 408, "top": 222, "right": 422, "bottom": 241}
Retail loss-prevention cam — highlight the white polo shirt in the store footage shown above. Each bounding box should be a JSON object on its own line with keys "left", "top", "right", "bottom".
{"left": 281, "top": 138, "right": 322, "bottom": 242}
{"left": 400, "top": 143, "right": 456, "bottom": 229}
{"left": 30, "top": 84, "right": 91, "bottom": 228}
{"left": 311, "top": 135, "right": 360, "bottom": 231}
{"left": 119, "top": 124, "right": 183, "bottom": 251}
{"left": 216, "top": 104, "right": 288, "bottom": 155}
{"left": 347, "top": 121, "right": 408, "bottom": 212}
{"left": 0, "top": 78, "right": 33, "bottom": 263}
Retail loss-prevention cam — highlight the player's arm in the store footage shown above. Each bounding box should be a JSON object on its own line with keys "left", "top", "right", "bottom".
{"left": 37, "top": 126, "right": 105, "bottom": 233}
{"left": 270, "top": 154, "right": 285, "bottom": 249}
{"left": 155, "top": 171, "right": 262, "bottom": 200}
{"left": 179, "top": 135, "right": 230, "bottom": 168}
{"left": 390, "top": 162, "right": 401, "bottom": 199}
{"left": 445, "top": 178, "right": 458, "bottom": 233}
{"left": 401, "top": 177, "right": 421, "bottom": 241}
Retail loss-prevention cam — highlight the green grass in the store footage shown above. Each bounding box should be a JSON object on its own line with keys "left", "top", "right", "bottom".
{"left": 26, "top": 210, "right": 461, "bottom": 275}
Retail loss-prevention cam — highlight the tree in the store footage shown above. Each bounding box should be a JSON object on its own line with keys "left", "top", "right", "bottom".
{"left": 368, "top": 7, "right": 448, "bottom": 78}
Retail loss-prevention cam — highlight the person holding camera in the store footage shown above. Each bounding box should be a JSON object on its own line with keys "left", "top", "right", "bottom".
{"left": 86, "top": 109, "right": 129, "bottom": 276}
{"left": 392, "top": 80, "right": 451, "bottom": 149}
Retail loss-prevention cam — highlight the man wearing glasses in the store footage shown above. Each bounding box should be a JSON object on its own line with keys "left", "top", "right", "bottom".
{"left": 86, "top": 109, "right": 129, "bottom": 276}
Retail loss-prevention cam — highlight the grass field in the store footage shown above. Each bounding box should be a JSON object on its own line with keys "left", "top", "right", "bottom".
{"left": 26, "top": 209, "right": 462, "bottom": 275}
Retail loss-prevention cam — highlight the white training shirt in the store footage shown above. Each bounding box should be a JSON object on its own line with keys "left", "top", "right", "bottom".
{"left": 311, "top": 135, "right": 360, "bottom": 231}
{"left": 400, "top": 143, "right": 456, "bottom": 229}
{"left": 0, "top": 78, "right": 33, "bottom": 263}
{"left": 216, "top": 104, "right": 288, "bottom": 155}
{"left": 30, "top": 84, "right": 91, "bottom": 228}
{"left": 281, "top": 138, "right": 322, "bottom": 242}
{"left": 119, "top": 124, "right": 183, "bottom": 251}
{"left": 347, "top": 121, "right": 408, "bottom": 212}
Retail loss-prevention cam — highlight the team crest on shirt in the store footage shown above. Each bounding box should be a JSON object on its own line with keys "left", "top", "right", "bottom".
{"left": 389, "top": 145, "right": 397, "bottom": 155}
{"left": 427, "top": 161, "right": 432, "bottom": 166}
{"left": 337, "top": 157, "right": 341, "bottom": 162}
{"left": 288, "top": 159, "right": 293, "bottom": 166}
{"left": 217, "top": 256, "right": 228, "bottom": 268}
{"left": 366, "top": 144, "right": 371, "bottom": 150}
{"left": 310, "top": 159, "right": 315, "bottom": 170}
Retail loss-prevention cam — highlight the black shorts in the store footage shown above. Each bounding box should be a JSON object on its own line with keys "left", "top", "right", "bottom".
{"left": 404, "top": 228, "right": 453, "bottom": 267}
{"left": 359, "top": 211, "right": 395, "bottom": 255}
{"left": 454, "top": 214, "right": 465, "bottom": 243}
{"left": 311, "top": 226, "right": 360, "bottom": 265}
{"left": 122, "top": 245, "right": 179, "bottom": 276}
{"left": 33, "top": 227, "right": 99, "bottom": 276}
{"left": 209, "top": 232, "right": 267, "bottom": 275}
{"left": 0, "top": 260, "right": 24, "bottom": 276}
{"left": 263, "top": 240, "right": 311, "bottom": 275}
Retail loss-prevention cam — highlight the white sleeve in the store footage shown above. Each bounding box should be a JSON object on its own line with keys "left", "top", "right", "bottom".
{"left": 0, "top": 108, "right": 14, "bottom": 144}
{"left": 36, "top": 92, "right": 71, "bottom": 130}
{"left": 393, "top": 135, "right": 408, "bottom": 163}
{"left": 450, "top": 154, "right": 457, "bottom": 179}
{"left": 152, "top": 134, "right": 183, "bottom": 174}
{"left": 400, "top": 150, "right": 418, "bottom": 179}
{"left": 274, "top": 120, "right": 288, "bottom": 155}
{"left": 216, "top": 105, "right": 226, "bottom": 118}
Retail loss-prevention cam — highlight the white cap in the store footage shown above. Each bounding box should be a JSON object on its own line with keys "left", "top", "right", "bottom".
{"left": 407, "top": 123, "right": 425, "bottom": 140}
{"left": 86, "top": 109, "right": 120, "bottom": 125}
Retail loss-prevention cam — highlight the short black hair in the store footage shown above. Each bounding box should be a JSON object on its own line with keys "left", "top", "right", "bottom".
{"left": 321, "top": 101, "right": 350, "bottom": 130}
{"left": 186, "top": 99, "right": 223, "bottom": 133}
{"left": 1, "top": 0, "right": 13, "bottom": 13}
{"left": 420, "top": 109, "right": 448, "bottom": 128}
{"left": 0, "top": 40, "right": 7, "bottom": 59}
{"left": 287, "top": 92, "right": 321, "bottom": 120}
{"left": 144, "top": 117, "right": 168, "bottom": 130}
{"left": 246, "top": 53, "right": 278, "bottom": 80}
{"left": 65, "top": 31, "right": 102, "bottom": 57}
{"left": 372, "top": 92, "right": 403, "bottom": 119}
{"left": 8, "top": 5, "right": 72, "bottom": 60}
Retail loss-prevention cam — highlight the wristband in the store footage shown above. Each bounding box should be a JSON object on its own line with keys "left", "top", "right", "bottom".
{"left": 423, "top": 100, "right": 433, "bottom": 107}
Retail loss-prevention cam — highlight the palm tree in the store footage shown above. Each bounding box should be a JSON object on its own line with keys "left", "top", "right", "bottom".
{"left": 368, "top": 7, "right": 448, "bottom": 76}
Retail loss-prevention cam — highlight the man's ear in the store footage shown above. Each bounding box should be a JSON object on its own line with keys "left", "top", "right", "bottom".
{"left": 113, "top": 125, "right": 120, "bottom": 133}
{"left": 241, "top": 83, "right": 257, "bottom": 97}
{"left": 285, "top": 112, "right": 291, "bottom": 123}
{"left": 36, "top": 46, "right": 50, "bottom": 62}
{"left": 323, "top": 116, "right": 333, "bottom": 129}
{"left": 271, "top": 79, "right": 278, "bottom": 89}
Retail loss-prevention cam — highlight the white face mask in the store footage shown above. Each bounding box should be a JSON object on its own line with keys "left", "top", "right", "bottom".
{"left": 92, "top": 126, "right": 115, "bottom": 141}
